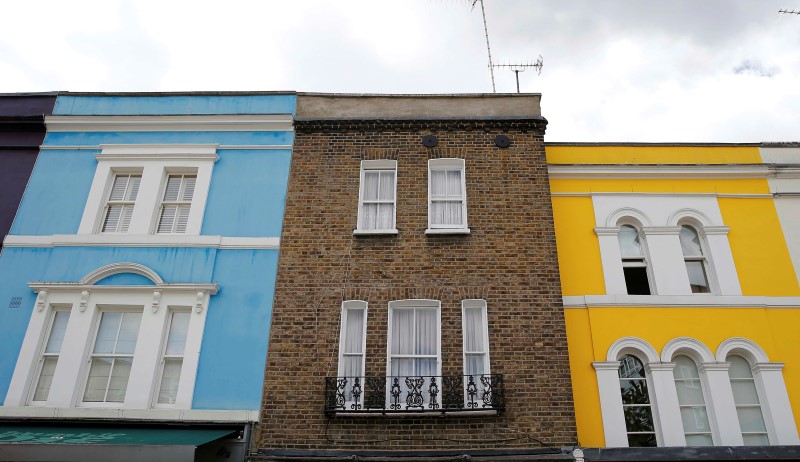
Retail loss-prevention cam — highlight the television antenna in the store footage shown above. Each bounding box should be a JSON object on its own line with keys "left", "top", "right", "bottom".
{"left": 471, "top": 0, "right": 496, "bottom": 92}
{"left": 779, "top": 9, "right": 800, "bottom": 14}
{"left": 492, "top": 57, "right": 544, "bottom": 93}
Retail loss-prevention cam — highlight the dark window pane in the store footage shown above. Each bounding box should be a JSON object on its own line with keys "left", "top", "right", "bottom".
{"left": 620, "top": 380, "right": 650, "bottom": 404}
{"left": 618, "top": 355, "right": 646, "bottom": 378}
{"left": 628, "top": 433, "right": 657, "bottom": 447}
{"left": 624, "top": 405, "right": 655, "bottom": 432}
{"left": 623, "top": 267, "right": 651, "bottom": 295}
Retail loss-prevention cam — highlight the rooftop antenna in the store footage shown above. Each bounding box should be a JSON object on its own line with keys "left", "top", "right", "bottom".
{"left": 471, "top": 0, "right": 496, "bottom": 92}
{"left": 779, "top": 8, "right": 800, "bottom": 14}
{"left": 492, "top": 56, "right": 544, "bottom": 93}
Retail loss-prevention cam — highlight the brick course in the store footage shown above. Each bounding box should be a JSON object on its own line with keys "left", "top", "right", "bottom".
{"left": 258, "top": 116, "right": 577, "bottom": 451}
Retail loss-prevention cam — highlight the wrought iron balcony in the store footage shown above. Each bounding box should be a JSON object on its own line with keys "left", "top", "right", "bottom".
{"left": 324, "top": 374, "right": 504, "bottom": 415}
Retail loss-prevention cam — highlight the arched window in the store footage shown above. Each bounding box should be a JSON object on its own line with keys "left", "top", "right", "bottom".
{"left": 618, "top": 225, "right": 652, "bottom": 295}
{"left": 679, "top": 225, "right": 711, "bottom": 293}
{"left": 673, "top": 355, "right": 712, "bottom": 446}
{"left": 618, "top": 354, "right": 656, "bottom": 447}
{"left": 728, "top": 355, "right": 769, "bottom": 445}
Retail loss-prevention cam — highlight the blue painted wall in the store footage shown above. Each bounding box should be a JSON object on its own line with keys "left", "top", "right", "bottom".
{"left": 54, "top": 94, "right": 296, "bottom": 116}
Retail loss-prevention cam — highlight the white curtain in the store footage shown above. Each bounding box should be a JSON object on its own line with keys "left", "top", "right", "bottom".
{"left": 361, "top": 171, "right": 394, "bottom": 230}
{"left": 463, "top": 307, "right": 485, "bottom": 376}
{"left": 341, "top": 308, "right": 365, "bottom": 401}
{"left": 430, "top": 170, "right": 463, "bottom": 226}
{"left": 390, "top": 308, "right": 437, "bottom": 377}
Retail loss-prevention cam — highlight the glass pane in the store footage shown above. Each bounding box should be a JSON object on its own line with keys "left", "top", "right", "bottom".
{"left": 679, "top": 225, "right": 704, "bottom": 256}
{"left": 115, "top": 312, "right": 141, "bottom": 354}
{"left": 685, "top": 434, "right": 713, "bottom": 446}
{"left": 737, "top": 407, "right": 767, "bottom": 432}
{"left": 376, "top": 203, "right": 393, "bottom": 230}
{"left": 165, "top": 312, "right": 190, "bottom": 355}
{"left": 620, "top": 379, "right": 650, "bottom": 405}
{"left": 83, "top": 358, "right": 112, "bottom": 402}
{"left": 93, "top": 312, "right": 122, "bottom": 354}
{"left": 158, "top": 205, "right": 177, "bottom": 233}
{"left": 109, "top": 175, "right": 129, "bottom": 201}
{"left": 45, "top": 312, "right": 70, "bottom": 354}
{"left": 181, "top": 176, "right": 196, "bottom": 201}
{"left": 430, "top": 201, "right": 446, "bottom": 225}
{"left": 106, "top": 358, "right": 132, "bottom": 402}
{"left": 119, "top": 205, "right": 134, "bottom": 233}
{"left": 674, "top": 356, "right": 700, "bottom": 379}
{"left": 627, "top": 433, "right": 657, "bottom": 448}
{"left": 446, "top": 170, "right": 462, "bottom": 197}
{"left": 378, "top": 171, "right": 395, "bottom": 200}
{"left": 463, "top": 307, "right": 484, "bottom": 352}
{"left": 465, "top": 353, "right": 485, "bottom": 376}
{"left": 341, "top": 355, "right": 362, "bottom": 379}
{"left": 102, "top": 205, "right": 122, "bottom": 232}
{"left": 447, "top": 201, "right": 463, "bottom": 226}
{"left": 742, "top": 433, "right": 770, "bottom": 446}
{"left": 431, "top": 170, "right": 446, "bottom": 197}
{"left": 391, "top": 309, "right": 414, "bottom": 355}
{"left": 33, "top": 357, "right": 58, "bottom": 401}
{"left": 416, "top": 358, "right": 437, "bottom": 377}
{"left": 681, "top": 406, "right": 711, "bottom": 433}
{"left": 390, "top": 357, "right": 414, "bottom": 377}
{"left": 624, "top": 405, "right": 655, "bottom": 432}
{"left": 127, "top": 176, "right": 141, "bottom": 200}
{"left": 157, "top": 358, "right": 183, "bottom": 404}
{"left": 686, "top": 261, "right": 710, "bottom": 293}
{"left": 415, "top": 309, "right": 437, "bottom": 355}
{"left": 676, "top": 379, "right": 705, "bottom": 405}
{"left": 175, "top": 205, "right": 190, "bottom": 233}
{"left": 363, "top": 171, "right": 379, "bottom": 201}
{"left": 361, "top": 203, "right": 377, "bottom": 230}
{"left": 343, "top": 308, "right": 365, "bottom": 355}
{"left": 618, "top": 355, "right": 646, "bottom": 379}
{"left": 728, "top": 356, "right": 754, "bottom": 378}
{"left": 731, "top": 380, "right": 760, "bottom": 405}
{"left": 618, "top": 225, "right": 642, "bottom": 257}
{"left": 163, "top": 176, "right": 182, "bottom": 201}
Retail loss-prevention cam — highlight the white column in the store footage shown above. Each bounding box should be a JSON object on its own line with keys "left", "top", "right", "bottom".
{"left": 48, "top": 298, "right": 96, "bottom": 407}
{"left": 175, "top": 292, "right": 210, "bottom": 409}
{"left": 124, "top": 292, "right": 168, "bottom": 408}
{"left": 595, "top": 227, "right": 627, "bottom": 295}
{"left": 128, "top": 164, "right": 164, "bottom": 234}
{"left": 642, "top": 227, "right": 691, "bottom": 295}
{"left": 703, "top": 226, "right": 742, "bottom": 296}
{"left": 699, "top": 362, "right": 743, "bottom": 446}
{"left": 593, "top": 361, "right": 629, "bottom": 447}
{"left": 753, "top": 362, "right": 800, "bottom": 445}
{"left": 4, "top": 293, "right": 51, "bottom": 406}
{"left": 646, "top": 362, "right": 686, "bottom": 446}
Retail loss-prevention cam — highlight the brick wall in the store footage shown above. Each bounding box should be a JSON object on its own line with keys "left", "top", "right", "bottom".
{"left": 258, "top": 117, "right": 577, "bottom": 451}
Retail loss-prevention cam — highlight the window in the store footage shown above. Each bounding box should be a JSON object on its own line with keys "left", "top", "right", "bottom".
{"left": 156, "top": 311, "right": 190, "bottom": 405}
{"left": 101, "top": 174, "right": 141, "bottom": 233}
{"left": 462, "top": 300, "right": 490, "bottom": 378}
{"left": 337, "top": 301, "right": 367, "bottom": 405}
{"left": 31, "top": 311, "right": 70, "bottom": 403}
{"left": 618, "top": 225, "right": 652, "bottom": 295}
{"left": 387, "top": 300, "right": 441, "bottom": 408}
{"left": 83, "top": 311, "right": 142, "bottom": 403}
{"left": 728, "top": 355, "right": 769, "bottom": 445}
{"left": 679, "top": 225, "right": 711, "bottom": 293}
{"left": 618, "top": 354, "right": 657, "bottom": 447}
{"left": 157, "top": 174, "right": 196, "bottom": 234}
{"left": 673, "top": 355, "right": 712, "bottom": 446}
{"left": 356, "top": 160, "right": 397, "bottom": 234}
{"left": 427, "top": 158, "right": 468, "bottom": 233}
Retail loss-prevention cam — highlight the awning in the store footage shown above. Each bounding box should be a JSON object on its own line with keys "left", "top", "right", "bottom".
{"left": 0, "top": 426, "right": 237, "bottom": 462}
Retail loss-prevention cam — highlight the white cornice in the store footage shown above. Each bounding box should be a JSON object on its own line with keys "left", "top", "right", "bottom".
{"left": 96, "top": 143, "right": 220, "bottom": 162}
{"left": 40, "top": 144, "right": 293, "bottom": 151}
{"left": 563, "top": 295, "right": 800, "bottom": 309}
{"left": 551, "top": 192, "right": 774, "bottom": 199}
{"left": 46, "top": 114, "right": 293, "bottom": 132}
{"left": 4, "top": 234, "right": 280, "bottom": 250}
{"left": 28, "top": 282, "right": 219, "bottom": 295}
{"left": 0, "top": 406, "right": 259, "bottom": 423}
{"left": 548, "top": 164, "right": 770, "bottom": 179}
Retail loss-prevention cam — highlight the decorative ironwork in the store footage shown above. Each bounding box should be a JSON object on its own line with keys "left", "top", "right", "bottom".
{"left": 324, "top": 374, "right": 505, "bottom": 415}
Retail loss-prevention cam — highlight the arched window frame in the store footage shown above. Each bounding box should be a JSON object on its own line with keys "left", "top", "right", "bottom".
{"left": 616, "top": 218, "right": 656, "bottom": 296}
{"left": 676, "top": 218, "right": 718, "bottom": 295}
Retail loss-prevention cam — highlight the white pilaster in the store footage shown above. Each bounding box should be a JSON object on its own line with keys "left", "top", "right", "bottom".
{"left": 642, "top": 227, "right": 691, "bottom": 295}
{"left": 124, "top": 294, "right": 168, "bottom": 408}
{"left": 4, "top": 297, "right": 51, "bottom": 406}
{"left": 699, "top": 362, "right": 743, "bottom": 446}
{"left": 47, "top": 299, "right": 96, "bottom": 407}
{"left": 593, "top": 361, "right": 629, "bottom": 447}
{"left": 753, "top": 362, "right": 800, "bottom": 445}
{"left": 646, "top": 362, "right": 685, "bottom": 446}
{"left": 703, "top": 227, "right": 742, "bottom": 296}
{"left": 595, "top": 227, "right": 627, "bottom": 295}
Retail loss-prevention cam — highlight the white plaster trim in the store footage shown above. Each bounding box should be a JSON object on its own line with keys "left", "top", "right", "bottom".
{"left": 46, "top": 115, "right": 293, "bottom": 132}
{"left": 40, "top": 144, "right": 294, "bottom": 151}
{"left": 661, "top": 337, "right": 715, "bottom": 363}
{"left": 0, "top": 407, "right": 260, "bottom": 422}
{"left": 668, "top": 209, "right": 713, "bottom": 227}
{"left": 95, "top": 144, "right": 219, "bottom": 162}
{"left": 642, "top": 226, "right": 681, "bottom": 235}
{"left": 80, "top": 262, "right": 164, "bottom": 285}
{"left": 425, "top": 228, "right": 471, "bottom": 235}
{"left": 4, "top": 234, "right": 280, "bottom": 250}
{"left": 606, "top": 207, "right": 652, "bottom": 227}
{"left": 29, "top": 283, "right": 219, "bottom": 295}
{"left": 715, "top": 337, "right": 770, "bottom": 363}
{"left": 353, "top": 229, "right": 398, "bottom": 236}
{"left": 562, "top": 295, "right": 800, "bottom": 308}
{"left": 607, "top": 336, "right": 660, "bottom": 363}
{"left": 548, "top": 164, "right": 770, "bottom": 179}
{"left": 551, "top": 192, "right": 774, "bottom": 199}
{"left": 592, "top": 361, "right": 629, "bottom": 447}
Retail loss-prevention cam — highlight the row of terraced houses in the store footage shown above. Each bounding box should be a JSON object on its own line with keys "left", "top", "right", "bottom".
{"left": 0, "top": 92, "right": 798, "bottom": 462}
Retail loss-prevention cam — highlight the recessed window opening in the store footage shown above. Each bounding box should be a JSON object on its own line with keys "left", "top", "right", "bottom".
{"left": 31, "top": 311, "right": 70, "bottom": 402}
{"left": 83, "top": 311, "right": 142, "bottom": 403}
{"left": 156, "top": 311, "right": 190, "bottom": 405}
{"left": 673, "top": 355, "right": 713, "bottom": 446}
{"left": 618, "top": 354, "right": 657, "bottom": 447}
{"left": 679, "top": 225, "right": 711, "bottom": 293}
{"left": 728, "top": 355, "right": 769, "bottom": 445}
{"left": 618, "top": 225, "right": 651, "bottom": 295}
{"left": 101, "top": 174, "right": 141, "bottom": 233}
{"left": 157, "top": 174, "right": 196, "bottom": 234}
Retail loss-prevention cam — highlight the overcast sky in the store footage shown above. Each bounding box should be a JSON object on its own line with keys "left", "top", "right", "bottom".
{"left": 1, "top": 0, "right": 799, "bottom": 142}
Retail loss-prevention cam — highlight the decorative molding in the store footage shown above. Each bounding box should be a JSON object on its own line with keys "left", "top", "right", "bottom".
{"left": 352, "top": 229, "right": 398, "bottom": 236}
{"left": 35, "top": 291, "right": 48, "bottom": 312}
{"left": 96, "top": 144, "right": 220, "bottom": 162}
{"left": 30, "top": 282, "right": 219, "bottom": 295}
{"left": 79, "top": 291, "right": 89, "bottom": 312}
{"left": 46, "top": 115, "right": 293, "bottom": 133}
{"left": 592, "top": 361, "right": 621, "bottom": 371}
{"left": 668, "top": 208, "right": 713, "bottom": 227}
{"left": 752, "top": 362, "right": 785, "bottom": 373}
{"left": 151, "top": 291, "right": 162, "bottom": 313}
{"left": 642, "top": 226, "right": 681, "bottom": 236}
{"left": 40, "top": 144, "right": 293, "bottom": 151}
{"left": 698, "top": 362, "right": 731, "bottom": 373}
{"left": 594, "top": 226, "right": 620, "bottom": 237}
{"left": 4, "top": 234, "right": 281, "bottom": 250}
{"left": 195, "top": 291, "right": 206, "bottom": 313}
{"left": 551, "top": 192, "right": 774, "bottom": 199}
{"left": 716, "top": 337, "right": 770, "bottom": 363}
{"left": 645, "top": 362, "right": 676, "bottom": 373}
{"left": 548, "top": 164, "right": 771, "bottom": 179}
{"left": 605, "top": 207, "right": 651, "bottom": 227}
{"left": 702, "top": 226, "right": 731, "bottom": 236}
{"left": 0, "top": 406, "right": 260, "bottom": 423}
{"left": 661, "top": 337, "right": 715, "bottom": 363}
{"left": 424, "top": 228, "right": 471, "bottom": 235}
{"left": 80, "top": 262, "right": 164, "bottom": 285}
{"left": 606, "top": 336, "right": 660, "bottom": 363}
{"left": 562, "top": 295, "right": 800, "bottom": 309}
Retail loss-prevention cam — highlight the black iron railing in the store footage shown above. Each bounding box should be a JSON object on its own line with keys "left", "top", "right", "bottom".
{"left": 324, "top": 374, "right": 504, "bottom": 415}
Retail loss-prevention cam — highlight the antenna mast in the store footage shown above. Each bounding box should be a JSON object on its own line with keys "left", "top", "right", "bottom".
{"left": 779, "top": 9, "right": 800, "bottom": 14}
{"left": 472, "top": 0, "right": 496, "bottom": 92}
{"left": 492, "top": 57, "right": 544, "bottom": 93}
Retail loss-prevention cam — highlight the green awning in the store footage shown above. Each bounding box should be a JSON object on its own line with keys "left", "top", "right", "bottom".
{"left": 0, "top": 426, "right": 235, "bottom": 445}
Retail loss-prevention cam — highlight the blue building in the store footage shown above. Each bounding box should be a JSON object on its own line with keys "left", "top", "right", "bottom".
{"left": 0, "top": 92, "right": 295, "bottom": 462}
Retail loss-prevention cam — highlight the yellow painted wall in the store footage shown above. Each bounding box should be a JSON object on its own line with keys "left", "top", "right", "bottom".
{"left": 547, "top": 145, "right": 762, "bottom": 165}
{"left": 551, "top": 196, "right": 605, "bottom": 296}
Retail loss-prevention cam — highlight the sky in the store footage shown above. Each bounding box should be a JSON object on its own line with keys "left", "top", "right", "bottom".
{"left": 1, "top": 0, "right": 799, "bottom": 142}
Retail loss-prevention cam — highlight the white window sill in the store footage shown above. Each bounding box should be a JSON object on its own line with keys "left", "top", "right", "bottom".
{"left": 425, "top": 228, "right": 471, "bottom": 235}
{"left": 353, "top": 229, "right": 398, "bottom": 236}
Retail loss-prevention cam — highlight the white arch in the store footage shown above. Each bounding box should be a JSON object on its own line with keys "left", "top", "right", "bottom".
{"left": 607, "top": 336, "right": 660, "bottom": 363}
{"left": 668, "top": 208, "right": 714, "bottom": 227}
{"left": 605, "top": 207, "right": 652, "bottom": 228}
{"left": 660, "top": 337, "right": 715, "bottom": 363}
{"left": 715, "top": 337, "right": 770, "bottom": 364}
{"left": 80, "top": 262, "right": 164, "bottom": 285}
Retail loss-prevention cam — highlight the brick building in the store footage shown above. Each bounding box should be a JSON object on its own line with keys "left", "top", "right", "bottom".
{"left": 255, "top": 94, "right": 577, "bottom": 460}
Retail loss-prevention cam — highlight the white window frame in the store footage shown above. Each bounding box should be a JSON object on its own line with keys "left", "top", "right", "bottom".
{"left": 100, "top": 172, "right": 142, "bottom": 233}
{"left": 617, "top": 222, "right": 656, "bottom": 295}
{"left": 461, "top": 299, "right": 490, "bottom": 378}
{"left": 426, "top": 158, "right": 469, "bottom": 234}
{"left": 354, "top": 160, "right": 398, "bottom": 235}
{"left": 677, "top": 221, "right": 718, "bottom": 295}
{"left": 27, "top": 308, "right": 71, "bottom": 405}
{"left": 154, "top": 173, "right": 198, "bottom": 235}
{"left": 336, "top": 300, "right": 368, "bottom": 408}
{"left": 4, "top": 263, "right": 217, "bottom": 412}
{"left": 153, "top": 308, "right": 192, "bottom": 408}
{"left": 78, "top": 144, "right": 218, "bottom": 237}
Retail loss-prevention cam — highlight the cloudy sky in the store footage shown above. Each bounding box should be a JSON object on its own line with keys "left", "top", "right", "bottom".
{"left": 1, "top": 0, "right": 799, "bottom": 142}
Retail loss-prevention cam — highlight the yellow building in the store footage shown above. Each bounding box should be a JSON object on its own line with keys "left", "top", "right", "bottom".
{"left": 548, "top": 143, "right": 800, "bottom": 455}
